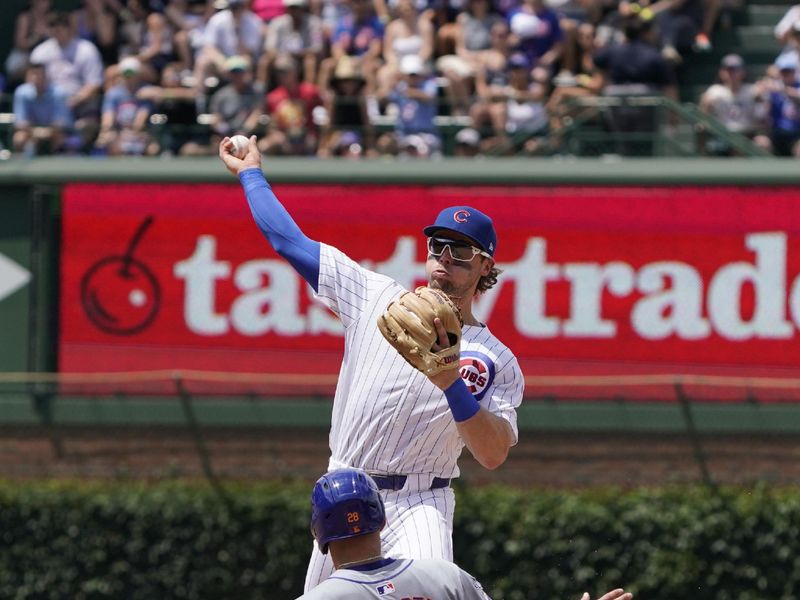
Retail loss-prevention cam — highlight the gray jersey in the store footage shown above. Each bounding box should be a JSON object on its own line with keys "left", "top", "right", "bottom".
{"left": 297, "top": 558, "right": 492, "bottom": 600}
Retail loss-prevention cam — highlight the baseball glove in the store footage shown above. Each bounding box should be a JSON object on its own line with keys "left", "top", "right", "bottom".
{"left": 377, "top": 286, "right": 463, "bottom": 376}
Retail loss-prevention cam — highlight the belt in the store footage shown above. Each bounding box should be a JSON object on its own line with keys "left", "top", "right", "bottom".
{"left": 369, "top": 474, "right": 451, "bottom": 491}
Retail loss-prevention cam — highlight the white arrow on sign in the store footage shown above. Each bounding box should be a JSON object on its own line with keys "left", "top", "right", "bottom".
{"left": 0, "top": 253, "right": 31, "bottom": 302}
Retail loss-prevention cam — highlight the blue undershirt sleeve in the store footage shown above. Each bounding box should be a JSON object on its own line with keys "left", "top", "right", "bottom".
{"left": 444, "top": 378, "right": 481, "bottom": 422}
{"left": 239, "top": 168, "right": 321, "bottom": 292}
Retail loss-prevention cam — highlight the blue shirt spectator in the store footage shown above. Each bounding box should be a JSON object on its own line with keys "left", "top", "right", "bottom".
{"left": 332, "top": 1, "right": 385, "bottom": 56}
{"left": 13, "top": 72, "right": 72, "bottom": 129}
{"left": 770, "top": 63, "right": 800, "bottom": 134}
{"left": 390, "top": 71, "right": 439, "bottom": 135}
{"left": 507, "top": 0, "right": 563, "bottom": 67}
{"left": 769, "top": 55, "right": 800, "bottom": 156}
{"left": 770, "top": 87, "right": 800, "bottom": 134}
{"left": 12, "top": 62, "right": 73, "bottom": 155}
{"left": 377, "top": 54, "right": 441, "bottom": 157}
{"left": 102, "top": 84, "right": 155, "bottom": 130}
{"left": 96, "top": 57, "right": 158, "bottom": 155}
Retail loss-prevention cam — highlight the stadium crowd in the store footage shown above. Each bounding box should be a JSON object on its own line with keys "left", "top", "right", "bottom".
{"left": 4, "top": 0, "right": 800, "bottom": 158}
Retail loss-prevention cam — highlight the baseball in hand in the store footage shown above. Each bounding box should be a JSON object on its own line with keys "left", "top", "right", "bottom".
{"left": 229, "top": 135, "right": 250, "bottom": 159}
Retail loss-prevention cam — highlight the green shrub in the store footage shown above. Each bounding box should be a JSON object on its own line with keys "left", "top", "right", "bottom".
{"left": 453, "top": 485, "right": 800, "bottom": 600}
{"left": 0, "top": 480, "right": 310, "bottom": 600}
{"left": 1, "top": 480, "right": 799, "bottom": 600}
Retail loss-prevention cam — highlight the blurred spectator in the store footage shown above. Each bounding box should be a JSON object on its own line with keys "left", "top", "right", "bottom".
{"left": 260, "top": 55, "right": 323, "bottom": 154}
{"left": 547, "top": 0, "right": 599, "bottom": 81}
{"left": 565, "top": 0, "right": 620, "bottom": 29}
{"left": 767, "top": 53, "right": 800, "bottom": 157}
{"left": 545, "top": 0, "right": 603, "bottom": 23}
{"left": 560, "top": 16, "right": 596, "bottom": 76}
{"left": 774, "top": 21, "right": 800, "bottom": 75}
{"left": 776, "top": 4, "right": 800, "bottom": 46}
{"left": 319, "top": 0, "right": 354, "bottom": 35}
{"left": 593, "top": 14, "right": 676, "bottom": 154}
{"left": 12, "top": 62, "right": 73, "bottom": 156}
{"left": 5, "top": 0, "right": 55, "bottom": 87}
{"left": 471, "top": 47, "right": 516, "bottom": 138}
{"left": 453, "top": 126, "right": 481, "bottom": 155}
{"left": 164, "top": 0, "right": 217, "bottom": 75}
{"left": 30, "top": 11, "right": 104, "bottom": 148}
{"left": 471, "top": 52, "right": 546, "bottom": 154}
{"left": 72, "top": 0, "right": 119, "bottom": 65}
{"left": 429, "top": 0, "right": 466, "bottom": 59}
{"left": 115, "top": 0, "right": 180, "bottom": 83}
{"left": 469, "top": 18, "right": 514, "bottom": 109}
{"left": 436, "top": 0, "right": 505, "bottom": 115}
{"left": 593, "top": 15, "right": 676, "bottom": 97}
{"left": 258, "top": 0, "right": 324, "bottom": 92}
{"left": 699, "top": 54, "right": 771, "bottom": 155}
{"left": 377, "top": 54, "right": 441, "bottom": 157}
{"left": 136, "top": 62, "right": 200, "bottom": 154}
{"left": 648, "top": 0, "right": 721, "bottom": 59}
{"left": 318, "top": 0, "right": 385, "bottom": 92}
{"left": 507, "top": 0, "right": 564, "bottom": 75}
{"left": 194, "top": 0, "right": 265, "bottom": 95}
{"left": 212, "top": 56, "right": 264, "bottom": 135}
{"left": 377, "top": 0, "right": 434, "bottom": 95}
{"left": 95, "top": 57, "right": 160, "bottom": 155}
{"left": 318, "top": 56, "right": 374, "bottom": 157}
{"left": 547, "top": 21, "right": 602, "bottom": 131}
{"left": 252, "top": 0, "right": 288, "bottom": 22}
{"left": 324, "top": 129, "right": 365, "bottom": 157}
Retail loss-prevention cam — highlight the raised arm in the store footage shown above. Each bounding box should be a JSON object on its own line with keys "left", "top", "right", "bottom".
{"left": 219, "top": 136, "right": 321, "bottom": 290}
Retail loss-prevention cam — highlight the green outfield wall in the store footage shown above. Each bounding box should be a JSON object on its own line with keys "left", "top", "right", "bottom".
{"left": 2, "top": 156, "right": 800, "bottom": 185}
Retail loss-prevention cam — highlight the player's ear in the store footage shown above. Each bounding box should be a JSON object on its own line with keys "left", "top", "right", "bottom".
{"left": 480, "top": 258, "right": 493, "bottom": 277}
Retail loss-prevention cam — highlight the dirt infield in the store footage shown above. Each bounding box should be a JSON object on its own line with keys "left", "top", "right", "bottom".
{"left": 1, "top": 426, "right": 797, "bottom": 487}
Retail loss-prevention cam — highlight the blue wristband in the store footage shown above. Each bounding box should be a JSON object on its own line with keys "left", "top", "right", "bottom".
{"left": 444, "top": 379, "right": 481, "bottom": 423}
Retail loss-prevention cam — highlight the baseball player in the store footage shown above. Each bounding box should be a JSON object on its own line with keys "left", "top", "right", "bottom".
{"left": 219, "top": 136, "right": 524, "bottom": 592}
{"left": 297, "top": 468, "right": 634, "bottom": 600}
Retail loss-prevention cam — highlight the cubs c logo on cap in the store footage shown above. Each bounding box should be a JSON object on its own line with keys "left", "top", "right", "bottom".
{"left": 453, "top": 209, "right": 470, "bottom": 223}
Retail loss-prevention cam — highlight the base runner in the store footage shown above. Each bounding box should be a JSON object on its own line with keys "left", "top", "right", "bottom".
{"left": 296, "top": 468, "right": 634, "bottom": 600}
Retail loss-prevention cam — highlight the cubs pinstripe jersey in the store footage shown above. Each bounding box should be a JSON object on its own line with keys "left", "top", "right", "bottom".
{"left": 315, "top": 243, "right": 524, "bottom": 479}
{"left": 296, "top": 557, "right": 492, "bottom": 599}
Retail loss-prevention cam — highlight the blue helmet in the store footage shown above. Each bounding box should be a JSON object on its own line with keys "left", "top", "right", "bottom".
{"left": 310, "top": 468, "right": 385, "bottom": 554}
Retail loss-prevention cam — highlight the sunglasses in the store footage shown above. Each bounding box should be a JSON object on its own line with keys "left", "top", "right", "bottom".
{"left": 427, "top": 237, "right": 492, "bottom": 262}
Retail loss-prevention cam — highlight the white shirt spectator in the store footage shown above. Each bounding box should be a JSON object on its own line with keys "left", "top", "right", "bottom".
{"left": 776, "top": 5, "right": 800, "bottom": 43}
{"left": 265, "top": 13, "right": 324, "bottom": 55}
{"left": 204, "top": 8, "right": 264, "bottom": 58}
{"left": 29, "top": 37, "right": 103, "bottom": 97}
{"left": 701, "top": 83, "right": 766, "bottom": 134}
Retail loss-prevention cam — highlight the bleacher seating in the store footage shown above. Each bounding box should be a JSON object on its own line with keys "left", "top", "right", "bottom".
{"left": 680, "top": 0, "right": 787, "bottom": 102}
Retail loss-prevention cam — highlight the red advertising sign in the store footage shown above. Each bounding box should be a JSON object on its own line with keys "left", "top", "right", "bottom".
{"left": 60, "top": 182, "right": 800, "bottom": 396}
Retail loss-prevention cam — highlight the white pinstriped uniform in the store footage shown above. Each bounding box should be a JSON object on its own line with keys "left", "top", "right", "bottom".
{"left": 304, "top": 243, "right": 524, "bottom": 592}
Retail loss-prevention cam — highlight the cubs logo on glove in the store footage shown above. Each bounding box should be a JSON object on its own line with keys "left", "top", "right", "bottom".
{"left": 377, "top": 286, "right": 464, "bottom": 376}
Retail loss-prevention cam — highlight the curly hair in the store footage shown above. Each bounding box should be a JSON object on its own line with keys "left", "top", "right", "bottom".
{"left": 477, "top": 265, "right": 502, "bottom": 294}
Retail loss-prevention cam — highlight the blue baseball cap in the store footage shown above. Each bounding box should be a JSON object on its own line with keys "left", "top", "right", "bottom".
{"left": 423, "top": 206, "right": 497, "bottom": 257}
{"left": 508, "top": 52, "right": 530, "bottom": 70}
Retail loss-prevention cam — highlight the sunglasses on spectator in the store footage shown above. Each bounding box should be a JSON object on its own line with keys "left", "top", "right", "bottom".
{"left": 427, "top": 237, "right": 492, "bottom": 262}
